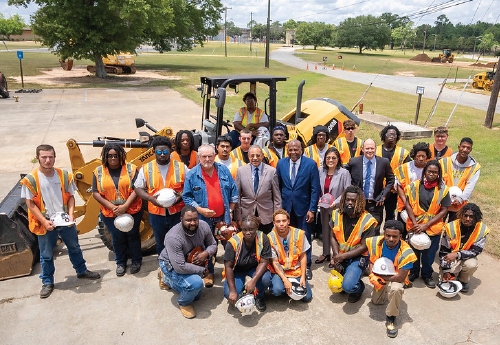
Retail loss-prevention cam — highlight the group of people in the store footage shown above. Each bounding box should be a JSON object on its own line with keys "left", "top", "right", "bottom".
{"left": 21, "top": 93, "right": 488, "bottom": 338}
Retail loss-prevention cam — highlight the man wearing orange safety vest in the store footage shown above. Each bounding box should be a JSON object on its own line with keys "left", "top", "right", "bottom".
{"left": 228, "top": 92, "right": 269, "bottom": 148}
{"left": 268, "top": 209, "right": 312, "bottom": 302}
{"left": 134, "top": 136, "right": 186, "bottom": 260}
{"left": 215, "top": 134, "right": 245, "bottom": 180}
{"left": 304, "top": 125, "right": 332, "bottom": 168}
{"left": 439, "top": 203, "right": 489, "bottom": 293}
{"left": 267, "top": 125, "right": 288, "bottom": 165}
{"left": 329, "top": 186, "right": 377, "bottom": 303}
{"left": 21, "top": 144, "right": 101, "bottom": 299}
{"left": 366, "top": 220, "right": 417, "bottom": 338}
{"left": 439, "top": 137, "right": 480, "bottom": 221}
{"left": 231, "top": 129, "right": 273, "bottom": 166}
{"left": 429, "top": 126, "right": 453, "bottom": 161}
{"left": 376, "top": 125, "right": 411, "bottom": 223}
{"left": 334, "top": 119, "right": 363, "bottom": 164}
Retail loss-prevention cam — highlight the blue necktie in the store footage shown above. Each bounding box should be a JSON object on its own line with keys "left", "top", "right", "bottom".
{"left": 291, "top": 162, "right": 297, "bottom": 186}
{"left": 254, "top": 167, "right": 259, "bottom": 194}
{"left": 364, "top": 160, "right": 372, "bottom": 199}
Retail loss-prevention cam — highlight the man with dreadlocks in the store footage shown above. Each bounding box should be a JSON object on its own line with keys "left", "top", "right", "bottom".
{"left": 329, "top": 186, "right": 377, "bottom": 303}
{"left": 439, "top": 203, "right": 489, "bottom": 293}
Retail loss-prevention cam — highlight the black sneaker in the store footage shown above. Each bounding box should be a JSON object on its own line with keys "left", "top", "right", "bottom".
{"left": 423, "top": 277, "right": 436, "bottom": 289}
{"left": 408, "top": 273, "right": 418, "bottom": 282}
{"left": 347, "top": 292, "right": 362, "bottom": 303}
{"left": 386, "top": 316, "right": 398, "bottom": 338}
{"left": 460, "top": 281, "right": 469, "bottom": 293}
{"left": 77, "top": 270, "right": 101, "bottom": 280}
{"left": 116, "top": 265, "right": 126, "bottom": 276}
{"left": 255, "top": 297, "right": 267, "bottom": 312}
{"left": 130, "top": 262, "right": 141, "bottom": 274}
{"left": 40, "top": 284, "right": 54, "bottom": 299}
{"left": 306, "top": 269, "right": 313, "bottom": 280}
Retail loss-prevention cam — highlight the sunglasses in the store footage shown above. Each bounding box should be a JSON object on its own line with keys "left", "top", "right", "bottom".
{"left": 107, "top": 154, "right": 118, "bottom": 158}
{"left": 273, "top": 125, "right": 286, "bottom": 132}
{"left": 283, "top": 239, "right": 289, "bottom": 252}
{"left": 344, "top": 127, "right": 356, "bottom": 131}
{"left": 155, "top": 150, "right": 169, "bottom": 155}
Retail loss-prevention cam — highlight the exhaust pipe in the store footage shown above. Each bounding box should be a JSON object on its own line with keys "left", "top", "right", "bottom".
{"left": 295, "top": 79, "right": 306, "bottom": 125}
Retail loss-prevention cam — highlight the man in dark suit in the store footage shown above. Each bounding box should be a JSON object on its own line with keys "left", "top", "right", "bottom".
{"left": 276, "top": 139, "right": 321, "bottom": 279}
{"left": 346, "top": 138, "right": 394, "bottom": 232}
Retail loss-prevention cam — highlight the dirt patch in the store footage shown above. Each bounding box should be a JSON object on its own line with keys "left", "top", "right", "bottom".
{"left": 411, "top": 53, "right": 432, "bottom": 62}
{"left": 470, "top": 62, "right": 497, "bottom": 68}
{"left": 395, "top": 71, "right": 415, "bottom": 77}
{"left": 10, "top": 66, "right": 182, "bottom": 87}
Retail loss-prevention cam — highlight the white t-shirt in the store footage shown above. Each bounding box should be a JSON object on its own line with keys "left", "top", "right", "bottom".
{"left": 21, "top": 169, "right": 77, "bottom": 217}
{"left": 317, "top": 145, "right": 328, "bottom": 163}
{"left": 271, "top": 229, "right": 311, "bottom": 259}
{"left": 234, "top": 109, "right": 269, "bottom": 123}
{"left": 394, "top": 161, "right": 424, "bottom": 187}
{"left": 217, "top": 157, "right": 233, "bottom": 169}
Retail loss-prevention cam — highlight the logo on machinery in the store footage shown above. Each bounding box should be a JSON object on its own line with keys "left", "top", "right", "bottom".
{"left": 139, "top": 150, "right": 154, "bottom": 162}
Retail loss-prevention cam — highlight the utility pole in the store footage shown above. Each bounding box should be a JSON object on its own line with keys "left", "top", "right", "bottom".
{"left": 422, "top": 25, "right": 428, "bottom": 54}
{"left": 250, "top": 12, "right": 253, "bottom": 52}
{"left": 224, "top": 7, "right": 232, "bottom": 58}
{"left": 484, "top": 57, "right": 500, "bottom": 128}
{"left": 265, "top": 0, "right": 271, "bottom": 68}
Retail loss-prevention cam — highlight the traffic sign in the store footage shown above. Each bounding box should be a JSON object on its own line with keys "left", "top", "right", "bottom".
{"left": 17, "top": 51, "right": 24, "bottom": 59}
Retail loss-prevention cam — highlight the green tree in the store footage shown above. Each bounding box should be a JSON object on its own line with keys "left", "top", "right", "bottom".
{"left": 336, "top": 15, "right": 391, "bottom": 54}
{"left": 283, "top": 19, "right": 297, "bottom": 30}
{"left": 478, "top": 32, "right": 499, "bottom": 53}
{"left": 295, "top": 21, "right": 334, "bottom": 50}
{"left": 270, "top": 21, "right": 284, "bottom": 41}
{"left": 391, "top": 21, "right": 415, "bottom": 52}
{"left": 9, "top": 0, "right": 222, "bottom": 78}
{"left": 0, "top": 13, "right": 25, "bottom": 40}
{"left": 225, "top": 21, "right": 241, "bottom": 38}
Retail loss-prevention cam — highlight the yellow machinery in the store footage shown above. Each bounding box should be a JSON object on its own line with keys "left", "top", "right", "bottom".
{"left": 87, "top": 52, "right": 136, "bottom": 75}
{"left": 472, "top": 71, "right": 495, "bottom": 91}
{"left": 431, "top": 49, "right": 454, "bottom": 63}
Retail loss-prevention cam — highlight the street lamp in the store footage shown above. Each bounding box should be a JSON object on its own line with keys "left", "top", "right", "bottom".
{"left": 473, "top": 36, "right": 482, "bottom": 59}
{"left": 432, "top": 34, "right": 437, "bottom": 51}
{"left": 265, "top": 0, "right": 270, "bottom": 68}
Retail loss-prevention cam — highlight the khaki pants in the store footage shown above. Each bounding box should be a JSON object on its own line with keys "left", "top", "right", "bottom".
{"left": 371, "top": 282, "right": 404, "bottom": 317}
{"left": 440, "top": 258, "right": 478, "bottom": 283}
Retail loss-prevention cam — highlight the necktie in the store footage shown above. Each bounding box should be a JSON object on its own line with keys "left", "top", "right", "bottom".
{"left": 254, "top": 167, "right": 259, "bottom": 194}
{"left": 364, "top": 160, "right": 372, "bottom": 199}
{"left": 291, "top": 162, "right": 297, "bottom": 186}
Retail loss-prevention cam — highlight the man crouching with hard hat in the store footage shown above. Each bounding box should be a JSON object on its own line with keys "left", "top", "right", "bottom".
{"left": 268, "top": 209, "right": 312, "bottom": 302}
{"left": 366, "top": 220, "right": 417, "bottom": 338}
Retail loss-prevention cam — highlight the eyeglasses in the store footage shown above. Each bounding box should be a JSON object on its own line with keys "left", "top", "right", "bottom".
{"left": 107, "top": 154, "right": 118, "bottom": 158}
{"left": 155, "top": 150, "right": 169, "bottom": 155}
{"left": 283, "top": 239, "right": 289, "bottom": 252}
{"left": 344, "top": 127, "right": 355, "bottom": 131}
{"left": 326, "top": 156, "right": 338, "bottom": 160}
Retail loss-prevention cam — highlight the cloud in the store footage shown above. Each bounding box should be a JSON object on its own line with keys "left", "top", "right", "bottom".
{"left": 0, "top": 0, "right": 39, "bottom": 24}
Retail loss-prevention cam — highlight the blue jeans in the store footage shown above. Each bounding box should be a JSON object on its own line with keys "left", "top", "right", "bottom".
{"left": 410, "top": 234, "right": 441, "bottom": 278}
{"left": 38, "top": 225, "right": 87, "bottom": 285}
{"left": 290, "top": 210, "right": 312, "bottom": 268}
{"left": 270, "top": 273, "right": 313, "bottom": 302}
{"left": 223, "top": 268, "right": 271, "bottom": 299}
{"left": 149, "top": 212, "right": 181, "bottom": 255}
{"left": 101, "top": 211, "right": 143, "bottom": 266}
{"left": 202, "top": 216, "right": 224, "bottom": 275}
{"left": 159, "top": 260, "right": 204, "bottom": 306}
{"left": 341, "top": 258, "right": 366, "bottom": 294}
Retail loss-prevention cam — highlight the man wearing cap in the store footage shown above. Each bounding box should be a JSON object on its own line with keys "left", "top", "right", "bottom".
{"left": 334, "top": 119, "right": 363, "bottom": 164}
{"left": 304, "top": 125, "right": 332, "bottom": 168}
{"left": 21, "top": 144, "right": 101, "bottom": 299}
{"left": 366, "top": 220, "right": 417, "bottom": 338}
{"left": 215, "top": 134, "right": 245, "bottom": 180}
{"left": 228, "top": 92, "right": 269, "bottom": 148}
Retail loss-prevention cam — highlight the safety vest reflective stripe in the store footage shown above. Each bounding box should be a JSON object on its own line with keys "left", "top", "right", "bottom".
{"left": 429, "top": 144, "right": 453, "bottom": 160}
{"left": 239, "top": 107, "right": 264, "bottom": 127}
{"left": 394, "top": 163, "right": 411, "bottom": 211}
{"left": 376, "top": 145, "right": 409, "bottom": 171}
{"left": 230, "top": 231, "right": 264, "bottom": 265}
{"left": 366, "top": 236, "right": 416, "bottom": 273}
{"left": 268, "top": 227, "right": 302, "bottom": 274}
{"left": 441, "top": 158, "right": 481, "bottom": 190}
{"left": 231, "top": 147, "right": 244, "bottom": 161}
{"left": 335, "top": 137, "right": 362, "bottom": 164}
{"left": 446, "top": 220, "right": 490, "bottom": 252}
{"left": 229, "top": 159, "right": 244, "bottom": 179}
{"left": 24, "top": 173, "right": 38, "bottom": 197}
{"left": 305, "top": 144, "right": 332, "bottom": 167}
{"left": 95, "top": 163, "right": 136, "bottom": 202}
{"left": 332, "top": 210, "right": 376, "bottom": 253}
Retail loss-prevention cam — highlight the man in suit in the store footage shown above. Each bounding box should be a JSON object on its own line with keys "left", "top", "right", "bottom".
{"left": 235, "top": 146, "right": 282, "bottom": 234}
{"left": 346, "top": 138, "right": 394, "bottom": 232}
{"left": 276, "top": 139, "right": 321, "bottom": 280}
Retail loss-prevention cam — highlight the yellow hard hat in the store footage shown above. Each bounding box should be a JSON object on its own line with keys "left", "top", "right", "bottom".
{"left": 328, "top": 269, "right": 343, "bottom": 293}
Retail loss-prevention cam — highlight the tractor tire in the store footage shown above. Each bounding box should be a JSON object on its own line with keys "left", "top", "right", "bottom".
{"left": 472, "top": 82, "right": 478, "bottom": 89}
{"left": 0, "top": 74, "right": 9, "bottom": 98}
{"left": 448, "top": 58, "right": 453, "bottom": 63}
{"left": 485, "top": 83, "right": 492, "bottom": 91}
{"left": 97, "top": 212, "right": 156, "bottom": 256}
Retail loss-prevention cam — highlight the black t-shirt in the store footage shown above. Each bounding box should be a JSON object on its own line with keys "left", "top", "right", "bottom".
{"left": 241, "top": 150, "right": 250, "bottom": 164}
{"left": 92, "top": 167, "right": 124, "bottom": 193}
{"left": 418, "top": 184, "right": 451, "bottom": 210}
{"left": 459, "top": 225, "right": 475, "bottom": 248}
{"left": 224, "top": 235, "right": 272, "bottom": 272}
{"left": 342, "top": 215, "right": 376, "bottom": 242}
{"left": 179, "top": 152, "right": 192, "bottom": 167}
{"left": 347, "top": 138, "right": 359, "bottom": 159}
{"left": 434, "top": 146, "right": 449, "bottom": 160}
{"left": 381, "top": 146, "right": 411, "bottom": 164}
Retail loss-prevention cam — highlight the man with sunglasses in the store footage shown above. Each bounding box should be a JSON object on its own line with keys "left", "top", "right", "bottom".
{"left": 135, "top": 136, "right": 187, "bottom": 263}
{"left": 334, "top": 119, "right": 363, "bottom": 164}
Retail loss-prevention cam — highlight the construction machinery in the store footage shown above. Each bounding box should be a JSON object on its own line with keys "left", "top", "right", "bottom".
{"left": 431, "top": 49, "right": 454, "bottom": 63}
{"left": 87, "top": 52, "right": 137, "bottom": 75}
{"left": 472, "top": 70, "right": 495, "bottom": 91}
{"left": 0, "top": 70, "right": 9, "bottom": 98}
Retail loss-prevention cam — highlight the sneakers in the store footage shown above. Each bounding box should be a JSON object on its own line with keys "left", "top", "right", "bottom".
{"left": 408, "top": 273, "right": 418, "bottom": 282}
{"left": 204, "top": 274, "right": 214, "bottom": 288}
{"left": 116, "top": 265, "right": 126, "bottom": 277}
{"left": 77, "top": 270, "right": 101, "bottom": 279}
{"left": 386, "top": 316, "right": 398, "bottom": 338}
{"left": 423, "top": 277, "right": 436, "bottom": 289}
{"left": 306, "top": 269, "right": 313, "bottom": 280}
{"left": 130, "top": 262, "right": 141, "bottom": 274}
{"left": 158, "top": 268, "right": 170, "bottom": 290}
{"left": 347, "top": 292, "right": 362, "bottom": 303}
{"left": 40, "top": 284, "right": 54, "bottom": 299}
{"left": 255, "top": 297, "right": 267, "bottom": 312}
{"left": 460, "top": 281, "right": 469, "bottom": 293}
{"left": 179, "top": 304, "right": 196, "bottom": 319}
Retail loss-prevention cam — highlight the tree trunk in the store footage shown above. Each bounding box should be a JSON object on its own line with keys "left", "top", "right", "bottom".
{"left": 484, "top": 57, "right": 500, "bottom": 128}
{"left": 94, "top": 53, "right": 107, "bottom": 78}
{"left": 359, "top": 46, "right": 362, "bottom": 54}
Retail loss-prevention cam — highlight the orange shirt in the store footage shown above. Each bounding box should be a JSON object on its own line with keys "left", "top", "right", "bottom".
{"left": 202, "top": 168, "right": 225, "bottom": 217}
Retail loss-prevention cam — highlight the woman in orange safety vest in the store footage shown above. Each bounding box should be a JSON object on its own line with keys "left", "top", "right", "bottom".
{"left": 171, "top": 130, "right": 198, "bottom": 169}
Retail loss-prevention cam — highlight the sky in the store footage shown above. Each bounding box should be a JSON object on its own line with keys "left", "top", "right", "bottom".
{"left": 1, "top": 0, "right": 498, "bottom": 29}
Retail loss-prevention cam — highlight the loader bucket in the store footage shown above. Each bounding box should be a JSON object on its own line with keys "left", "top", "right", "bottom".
{"left": 0, "top": 176, "right": 38, "bottom": 280}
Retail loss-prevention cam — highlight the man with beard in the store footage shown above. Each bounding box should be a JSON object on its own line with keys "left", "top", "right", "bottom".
{"left": 329, "top": 186, "right": 377, "bottom": 303}
{"left": 158, "top": 205, "right": 217, "bottom": 319}
{"left": 304, "top": 125, "right": 333, "bottom": 168}
{"left": 268, "top": 125, "right": 288, "bottom": 160}
{"left": 215, "top": 135, "right": 245, "bottom": 180}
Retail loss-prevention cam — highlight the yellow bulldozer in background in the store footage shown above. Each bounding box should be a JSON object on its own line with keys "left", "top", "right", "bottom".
{"left": 431, "top": 49, "right": 454, "bottom": 63}
{"left": 87, "top": 52, "right": 136, "bottom": 74}
{"left": 472, "top": 70, "right": 495, "bottom": 91}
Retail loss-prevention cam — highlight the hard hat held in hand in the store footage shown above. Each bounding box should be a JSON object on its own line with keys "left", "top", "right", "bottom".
{"left": 288, "top": 278, "right": 307, "bottom": 300}
{"left": 409, "top": 232, "right": 432, "bottom": 250}
{"left": 400, "top": 210, "right": 409, "bottom": 223}
{"left": 114, "top": 214, "right": 134, "bottom": 232}
{"left": 328, "top": 269, "right": 344, "bottom": 293}
{"left": 235, "top": 293, "right": 256, "bottom": 316}
{"left": 214, "top": 221, "right": 238, "bottom": 241}
{"left": 372, "top": 257, "right": 396, "bottom": 276}
{"left": 154, "top": 188, "right": 177, "bottom": 207}
{"left": 437, "top": 280, "right": 462, "bottom": 298}
{"left": 449, "top": 186, "right": 463, "bottom": 204}
{"left": 49, "top": 212, "right": 75, "bottom": 227}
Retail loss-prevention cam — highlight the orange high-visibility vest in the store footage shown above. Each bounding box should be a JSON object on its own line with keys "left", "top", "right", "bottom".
{"left": 267, "top": 227, "right": 304, "bottom": 278}
{"left": 21, "top": 168, "right": 73, "bottom": 235}
{"left": 444, "top": 220, "right": 489, "bottom": 252}
{"left": 268, "top": 145, "right": 288, "bottom": 160}
{"left": 215, "top": 156, "right": 245, "bottom": 180}
{"left": 93, "top": 163, "right": 142, "bottom": 218}
{"left": 440, "top": 157, "right": 480, "bottom": 210}
{"left": 366, "top": 236, "right": 417, "bottom": 273}
{"left": 238, "top": 107, "right": 264, "bottom": 127}
{"left": 143, "top": 160, "right": 185, "bottom": 216}
{"left": 429, "top": 144, "right": 453, "bottom": 161}
{"left": 304, "top": 143, "right": 333, "bottom": 168}
{"left": 171, "top": 150, "right": 198, "bottom": 169}
{"left": 334, "top": 136, "right": 363, "bottom": 164}
{"left": 222, "top": 231, "right": 264, "bottom": 279}
{"left": 394, "top": 162, "right": 412, "bottom": 212}
{"left": 404, "top": 180, "right": 449, "bottom": 236}
{"left": 230, "top": 147, "right": 246, "bottom": 162}
{"left": 331, "top": 210, "right": 377, "bottom": 254}
{"left": 376, "top": 145, "right": 410, "bottom": 172}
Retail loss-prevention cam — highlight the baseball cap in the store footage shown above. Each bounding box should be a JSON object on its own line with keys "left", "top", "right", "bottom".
{"left": 318, "top": 193, "right": 334, "bottom": 208}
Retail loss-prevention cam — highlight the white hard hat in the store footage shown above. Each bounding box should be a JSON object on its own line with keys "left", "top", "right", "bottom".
{"left": 235, "top": 294, "right": 256, "bottom": 316}
{"left": 400, "top": 210, "right": 408, "bottom": 223}
{"left": 372, "top": 257, "right": 396, "bottom": 276}
{"left": 288, "top": 278, "right": 307, "bottom": 300}
{"left": 449, "top": 186, "right": 463, "bottom": 204}
{"left": 154, "top": 188, "right": 177, "bottom": 208}
{"left": 437, "top": 280, "right": 462, "bottom": 298}
{"left": 49, "top": 212, "right": 75, "bottom": 227}
{"left": 114, "top": 214, "right": 134, "bottom": 232}
{"left": 409, "top": 232, "right": 432, "bottom": 250}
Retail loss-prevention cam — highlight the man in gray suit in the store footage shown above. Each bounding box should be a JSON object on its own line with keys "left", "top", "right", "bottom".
{"left": 235, "top": 145, "right": 281, "bottom": 234}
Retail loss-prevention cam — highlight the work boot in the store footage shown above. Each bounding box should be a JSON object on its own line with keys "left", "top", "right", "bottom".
{"left": 40, "top": 284, "right": 54, "bottom": 299}
{"left": 408, "top": 273, "right": 418, "bottom": 282}
{"left": 204, "top": 274, "right": 214, "bottom": 288}
{"left": 347, "top": 292, "right": 362, "bottom": 303}
{"left": 386, "top": 316, "right": 398, "bottom": 338}
{"left": 158, "top": 268, "right": 170, "bottom": 290}
{"left": 130, "top": 262, "right": 141, "bottom": 274}
{"left": 116, "top": 265, "right": 126, "bottom": 277}
{"left": 423, "top": 277, "right": 436, "bottom": 289}
{"left": 179, "top": 304, "right": 196, "bottom": 319}
{"left": 306, "top": 269, "right": 313, "bottom": 280}
{"left": 77, "top": 270, "right": 101, "bottom": 279}
{"left": 460, "top": 281, "right": 469, "bottom": 293}
{"left": 255, "top": 297, "right": 267, "bottom": 312}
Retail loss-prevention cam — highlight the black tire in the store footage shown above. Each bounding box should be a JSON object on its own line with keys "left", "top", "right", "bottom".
{"left": 0, "top": 73, "right": 9, "bottom": 99}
